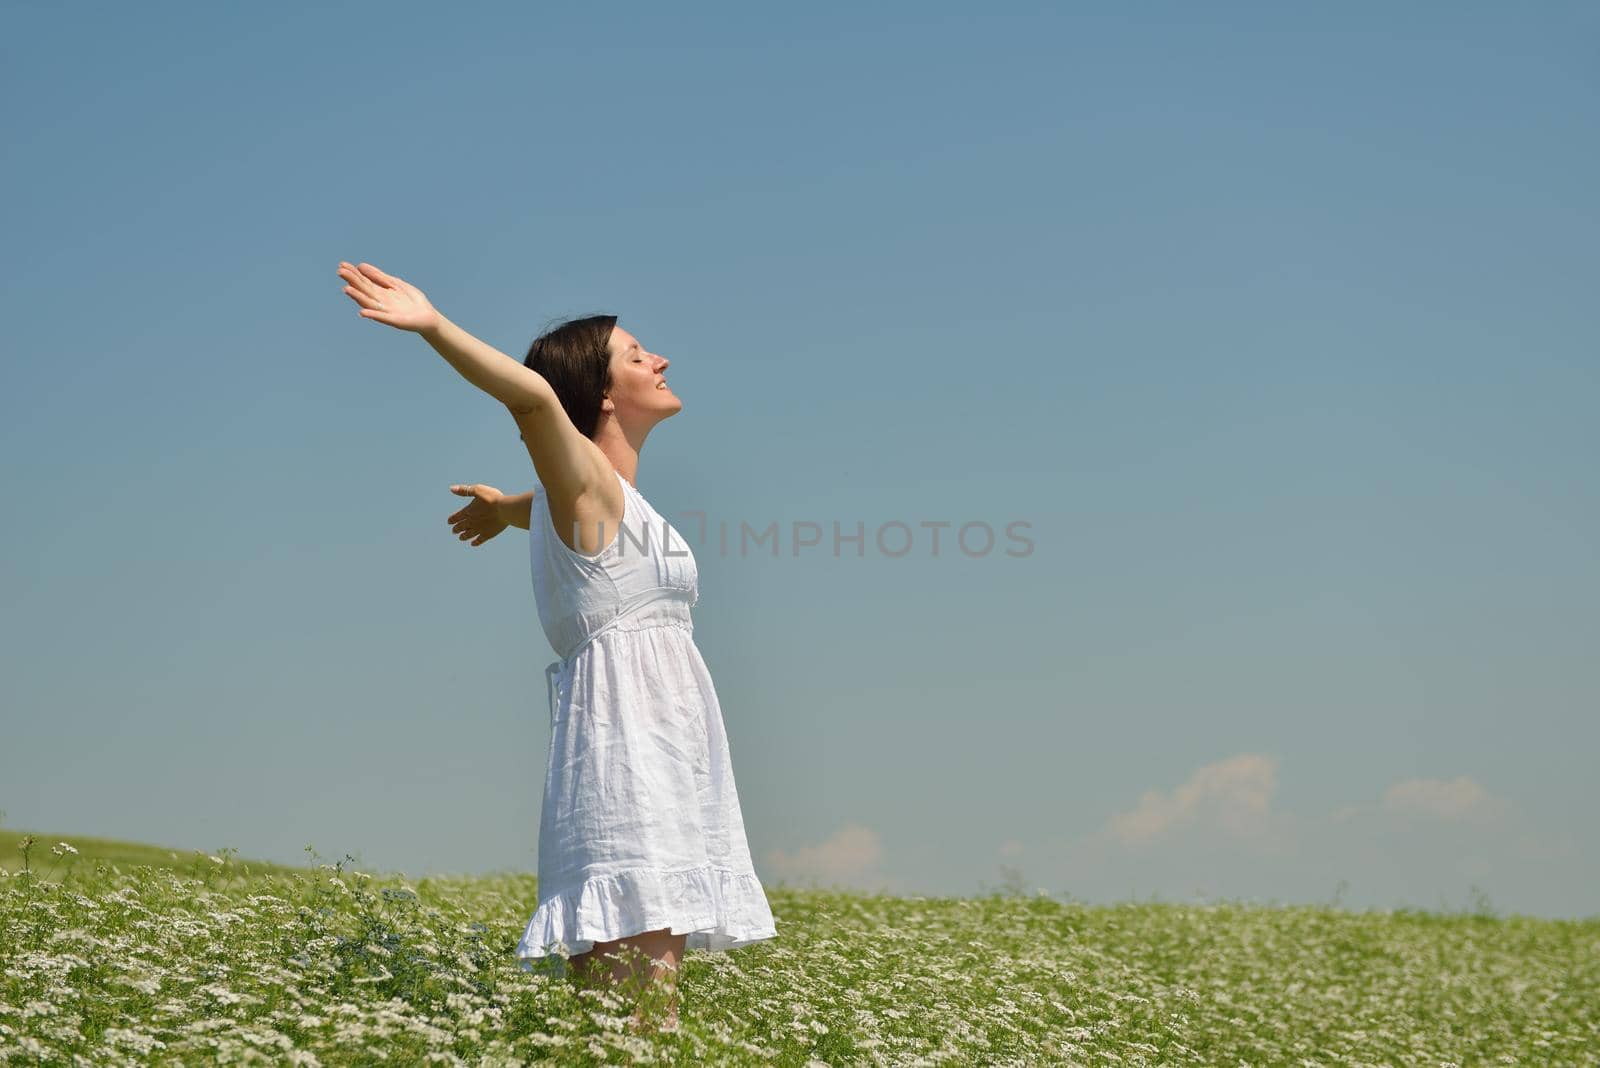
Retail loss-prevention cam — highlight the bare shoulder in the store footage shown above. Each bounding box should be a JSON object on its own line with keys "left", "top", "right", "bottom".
{"left": 514, "top": 412, "right": 624, "bottom": 555}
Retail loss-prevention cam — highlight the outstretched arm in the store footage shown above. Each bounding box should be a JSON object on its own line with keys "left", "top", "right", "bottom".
{"left": 446, "top": 484, "right": 535, "bottom": 547}
{"left": 337, "top": 261, "right": 555, "bottom": 414}
{"left": 499, "top": 490, "right": 535, "bottom": 530}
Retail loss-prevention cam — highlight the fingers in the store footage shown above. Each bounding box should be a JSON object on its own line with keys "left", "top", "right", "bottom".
{"left": 338, "top": 262, "right": 385, "bottom": 299}
{"left": 447, "top": 487, "right": 481, "bottom": 523}
{"left": 356, "top": 261, "right": 399, "bottom": 288}
{"left": 339, "top": 263, "right": 392, "bottom": 322}
{"left": 445, "top": 485, "right": 499, "bottom": 546}
{"left": 344, "top": 284, "right": 383, "bottom": 310}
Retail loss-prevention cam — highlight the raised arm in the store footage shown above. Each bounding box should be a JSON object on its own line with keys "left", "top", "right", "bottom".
{"left": 336, "top": 261, "right": 553, "bottom": 413}
{"left": 340, "top": 259, "right": 619, "bottom": 550}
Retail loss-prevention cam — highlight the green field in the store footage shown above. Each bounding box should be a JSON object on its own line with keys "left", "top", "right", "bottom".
{"left": 2, "top": 829, "right": 1595, "bottom": 1066}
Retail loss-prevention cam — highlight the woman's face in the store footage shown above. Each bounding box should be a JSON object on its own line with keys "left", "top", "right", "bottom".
{"left": 605, "top": 325, "right": 681, "bottom": 423}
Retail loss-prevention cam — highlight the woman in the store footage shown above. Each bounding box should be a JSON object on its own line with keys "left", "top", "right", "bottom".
{"left": 336, "top": 262, "right": 778, "bottom": 1032}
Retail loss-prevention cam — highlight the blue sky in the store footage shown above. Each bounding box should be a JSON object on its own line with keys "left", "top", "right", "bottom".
{"left": 2, "top": 1, "right": 1595, "bottom": 919}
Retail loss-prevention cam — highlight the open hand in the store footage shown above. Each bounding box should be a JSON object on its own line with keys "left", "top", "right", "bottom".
{"left": 447, "top": 484, "right": 509, "bottom": 546}
{"left": 337, "top": 261, "right": 441, "bottom": 333}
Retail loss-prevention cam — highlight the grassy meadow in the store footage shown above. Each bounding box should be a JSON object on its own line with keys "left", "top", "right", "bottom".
{"left": 1, "top": 828, "right": 1596, "bottom": 1066}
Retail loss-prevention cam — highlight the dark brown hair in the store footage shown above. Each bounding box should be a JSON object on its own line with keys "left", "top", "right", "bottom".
{"left": 523, "top": 314, "right": 618, "bottom": 440}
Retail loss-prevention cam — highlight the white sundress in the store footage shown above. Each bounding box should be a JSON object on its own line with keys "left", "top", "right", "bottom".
{"left": 514, "top": 467, "right": 778, "bottom": 974}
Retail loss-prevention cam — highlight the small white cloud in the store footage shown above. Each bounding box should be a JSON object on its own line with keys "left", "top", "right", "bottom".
{"left": 764, "top": 823, "right": 885, "bottom": 888}
{"left": 1105, "top": 753, "right": 1279, "bottom": 846}
{"left": 1327, "top": 775, "right": 1511, "bottom": 835}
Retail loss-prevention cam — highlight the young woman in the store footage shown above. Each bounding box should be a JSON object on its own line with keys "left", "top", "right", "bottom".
{"left": 336, "top": 262, "right": 777, "bottom": 1032}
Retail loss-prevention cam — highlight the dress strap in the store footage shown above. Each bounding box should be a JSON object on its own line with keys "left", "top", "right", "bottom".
{"left": 543, "top": 661, "right": 563, "bottom": 731}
